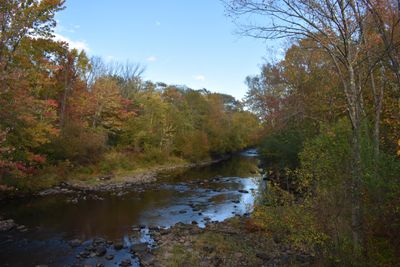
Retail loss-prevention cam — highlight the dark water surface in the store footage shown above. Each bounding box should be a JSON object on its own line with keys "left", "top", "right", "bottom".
{"left": 0, "top": 150, "right": 263, "bottom": 267}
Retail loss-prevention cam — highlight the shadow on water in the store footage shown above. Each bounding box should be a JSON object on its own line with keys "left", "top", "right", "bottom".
{"left": 0, "top": 150, "right": 264, "bottom": 267}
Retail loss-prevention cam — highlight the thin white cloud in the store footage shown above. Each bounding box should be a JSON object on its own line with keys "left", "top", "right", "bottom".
{"left": 193, "top": 74, "right": 206, "bottom": 81}
{"left": 53, "top": 33, "right": 90, "bottom": 51}
{"left": 146, "top": 56, "right": 157, "bottom": 62}
{"left": 55, "top": 22, "right": 76, "bottom": 33}
{"left": 155, "top": 21, "right": 161, "bottom": 26}
{"left": 106, "top": 55, "right": 116, "bottom": 61}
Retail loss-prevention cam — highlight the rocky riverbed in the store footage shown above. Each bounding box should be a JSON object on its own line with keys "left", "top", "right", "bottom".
{"left": 0, "top": 217, "right": 314, "bottom": 267}
{"left": 57, "top": 216, "right": 314, "bottom": 267}
{"left": 0, "top": 150, "right": 295, "bottom": 267}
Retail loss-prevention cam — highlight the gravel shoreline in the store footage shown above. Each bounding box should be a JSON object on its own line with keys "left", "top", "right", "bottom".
{"left": 36, "top": 156, "right": 229, "bottom": 196}
{"left": 0, "top": 156, "right": 229, "bottom": 201}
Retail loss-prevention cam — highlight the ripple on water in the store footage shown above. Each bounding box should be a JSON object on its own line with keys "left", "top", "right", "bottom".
{"left": 0, "top": 151, "right": 263, "bottom": 266}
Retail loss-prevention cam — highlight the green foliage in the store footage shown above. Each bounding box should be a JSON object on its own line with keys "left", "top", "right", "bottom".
{"left": 253, "top": 182, "right": 329, "bottom": 255}
{"left": 47, "top": 123, "right": 107, "bottom": 164}
{"left": 296, "top": 119, "right": 352, "bottom": 194}
{"left": 255, "top": 119, "right": 400, "bottom": 265}
{"left": 259, "top": 121, "right": 316, "bottom": 169}
{"left": 259, "top": 130, "right": 302, "bottom": 169}
{"left": 175, "top": 130, "right": 210, "bottom": 161}
{"left": 97, "top": 150, "right": 135, "bottom": 174}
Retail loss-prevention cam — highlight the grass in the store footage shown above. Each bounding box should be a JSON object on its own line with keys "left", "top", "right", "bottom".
{"left": 4, "top": 150, "right": 207, "bottom": 193}
{"left": 159, "top": 218, "right": 269, "bottom": 267}
{"left": 166, "top": 245, "right": 200, "bottom": 267}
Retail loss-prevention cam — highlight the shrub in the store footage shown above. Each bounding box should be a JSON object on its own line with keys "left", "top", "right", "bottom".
{"left": 255, "top": 119, "right": 400, "bottom": 265}
{"left": 48, "top": 123, "right": 107, "bottom": 164}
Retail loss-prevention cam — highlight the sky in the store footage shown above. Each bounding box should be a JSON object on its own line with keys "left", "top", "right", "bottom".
{"left": 54, "top": 0, "right": 280, "bottom": 100}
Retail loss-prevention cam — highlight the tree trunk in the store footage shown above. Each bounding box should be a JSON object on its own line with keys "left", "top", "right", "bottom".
{"left": 60, "top": 54, "right": 70, "bottom": 128}
{"left": 348, "top": 64, "right": 363, "bottom": 253}
{"left": 373, "top": 65, "right": 384, "bottom": 162}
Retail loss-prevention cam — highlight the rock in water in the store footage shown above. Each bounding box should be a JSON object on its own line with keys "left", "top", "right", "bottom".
{"left": 105, "top": 254, "right": 114, "bottom": 260}
{"left": 95, "top": 245, "right": 107, "bottom": 257}
{"left": 92, "top": 237, "right": 106, "bottom": 246}
{"left": 149, "top": 225, "right": 159, "bottom": 231}
{"left": 131, "top": 243, "right": 149, "bottom": 254}
{"left": 119, "top": 259, "right": 132, "bottom": 267}
{"left": 68, "top": 239, "right": 82, "bottom": 247}
{"left": 0, "top": 219, "right": 16, "bottom": 231}
{"left": 114, "top": 241, "right": 124, "bottom": 250}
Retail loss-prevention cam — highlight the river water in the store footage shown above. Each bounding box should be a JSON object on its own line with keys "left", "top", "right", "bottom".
{"left": 0, "top": 149, "right": 263, "bottom": 267}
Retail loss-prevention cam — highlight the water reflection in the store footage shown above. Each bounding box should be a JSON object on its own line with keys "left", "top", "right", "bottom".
{"left": 0, "top": 151, "right": 262, "bottom": 267}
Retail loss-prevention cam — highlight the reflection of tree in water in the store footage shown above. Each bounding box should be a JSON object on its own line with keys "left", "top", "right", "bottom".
{"left": 2, "top": 187, "right": 182, "bottom": 240}
{"left": 159, "top": 155, "right": 260, "bottom": 182}
{"left": 1, "top": 155, "right": 261, "bottom": 241}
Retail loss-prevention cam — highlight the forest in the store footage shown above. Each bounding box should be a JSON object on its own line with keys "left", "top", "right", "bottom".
{"left": 227, "top": 0, "right": 400, "bottom": 265}
{"left": 0, "top": 0, "right": 260, "bottom": 191}
{"left": 0, "top": 0, "right": 400, "bottom": 266}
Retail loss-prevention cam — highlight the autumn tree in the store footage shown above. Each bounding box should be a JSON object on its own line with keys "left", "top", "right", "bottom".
{"left": 0, "top": 0, "right": 64, "bottom": 75}
{"left": 224, "top": 0, "right": 390, "bottom": 252}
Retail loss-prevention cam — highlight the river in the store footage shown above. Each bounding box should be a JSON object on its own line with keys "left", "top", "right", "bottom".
{"left": 0, "top": 149, "right": 263, "bottom": 267}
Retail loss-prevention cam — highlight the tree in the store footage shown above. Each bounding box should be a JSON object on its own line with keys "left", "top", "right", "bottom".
{"left": 0, "top": 0, "right": 64, "bottom": 75}
{"left": 224, "top": 0, "right": 384, "bottom": 252}
{"left": 0, "top": 0, "right": 64, "bottom": 178}
{"left": 363, "top": 0, "right": 400, "bottom": 84}
{"left": 245, "top": 64, "right": 287, "bottom": 125}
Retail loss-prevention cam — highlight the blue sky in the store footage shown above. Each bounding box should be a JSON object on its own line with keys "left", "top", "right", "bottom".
{"left": 54, "top": 0, "right": 280, "bottom": 100}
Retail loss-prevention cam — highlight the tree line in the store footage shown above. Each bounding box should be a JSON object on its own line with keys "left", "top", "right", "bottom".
{"left": 0, "top": 0, "right": 260, "bottom": 189}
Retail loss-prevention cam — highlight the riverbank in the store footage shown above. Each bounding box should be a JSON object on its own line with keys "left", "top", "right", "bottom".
{"left": 40, "top": 157, "right": 229, "bottom": 193}
{"left": 0, "top": 217, "right": 315, "bottom": 267}
{"left": 145, "top": 217, "right": 315, "bottom": 267}
{"left": 0, "top": 155, "right": 231, "bottom": 200}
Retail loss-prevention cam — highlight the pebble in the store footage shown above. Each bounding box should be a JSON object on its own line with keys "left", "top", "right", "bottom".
{"left": 119, "top": 259, "right": 132, "bottom": 267}
{"left": 95, "top": 245, "right": 107, "bottom": 257}
{"left": 105, "top": 254, "right": 114, "bottom": 260}
{"left": 68, "top": 239, "right": 82, "bottom": 247}
{"left": 149, "top": 225, "right": 159, "bottom": 231}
